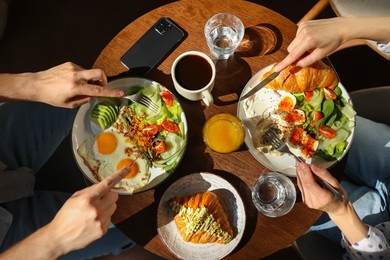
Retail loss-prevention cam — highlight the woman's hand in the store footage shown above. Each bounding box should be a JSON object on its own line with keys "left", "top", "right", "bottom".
{"left": 31, "top": 62, "right": 124, "bottom": 108}
{"left": 296, "top": 162, "right": 348, "bottom": 215}
{"left": 296, "top": 162, "right": 369, "bottom": 244}
{"left": 275, "top": 18, "right": 346, "bottom": 71}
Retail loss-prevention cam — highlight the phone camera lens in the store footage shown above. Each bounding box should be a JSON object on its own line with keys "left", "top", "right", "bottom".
{"left": 156, "top": 20, "right": 172, "bottom": 35}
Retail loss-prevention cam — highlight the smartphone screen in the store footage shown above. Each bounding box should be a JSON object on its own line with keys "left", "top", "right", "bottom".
{"left": 120, "top": 17, "right": 186, "bottom": 76}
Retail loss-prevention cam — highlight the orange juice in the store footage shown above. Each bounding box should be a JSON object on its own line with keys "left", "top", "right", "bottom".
{"left": 202, "top": 113, "right": 244, "bottom": 153}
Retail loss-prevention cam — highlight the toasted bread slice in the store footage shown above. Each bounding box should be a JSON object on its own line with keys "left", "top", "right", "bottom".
{"left": 169, "top": 191, "right": 233, "bottom": 244}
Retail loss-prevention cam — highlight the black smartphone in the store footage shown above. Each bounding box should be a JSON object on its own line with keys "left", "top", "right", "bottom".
{"left": 120, "top": 17, "right": 186, "bottom": 76}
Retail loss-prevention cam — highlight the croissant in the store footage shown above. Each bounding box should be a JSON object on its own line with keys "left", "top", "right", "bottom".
{"left": 169, "top": 191, "right": 233, "bottom": 244}
{"left": 263, "top": 60, "right": 338, "bottom": 93}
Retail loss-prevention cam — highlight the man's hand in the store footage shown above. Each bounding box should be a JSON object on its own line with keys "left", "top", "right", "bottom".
{"left": 0, "top": 166, "right": 130, "bottom": 259}
{"left": 47, "top": 166, "right": 130, "bottom": 255}
{"left": 31, "top": 62, "right": 124, "bottom": 108}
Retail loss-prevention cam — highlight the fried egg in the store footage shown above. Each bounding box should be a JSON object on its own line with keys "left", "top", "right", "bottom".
{"left": 77, "top": 130, "right": 150, "bottom": 194}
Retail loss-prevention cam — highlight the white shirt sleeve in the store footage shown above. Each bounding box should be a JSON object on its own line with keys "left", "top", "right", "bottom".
{"left": 377, "top": 42, "right": 390, "bottom": 54}
{"left": 342, "top": 223, "right": 390, "bottom": 259}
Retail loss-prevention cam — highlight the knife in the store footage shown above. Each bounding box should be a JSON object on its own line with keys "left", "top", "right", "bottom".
{"left": 239, "top": 71, "right": 279, "bottom": 101}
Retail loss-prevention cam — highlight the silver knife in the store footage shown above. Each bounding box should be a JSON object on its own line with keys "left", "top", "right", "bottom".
{"left": 239, "top": 71, "right": 279, "bottom": 101}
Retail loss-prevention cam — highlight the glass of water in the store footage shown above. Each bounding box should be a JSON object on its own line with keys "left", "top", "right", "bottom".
{"left": 252, "top": 172, "right": 296, "bottom": 217}
{"left": 204, "top": 13, "right": 244, "bottom": 60}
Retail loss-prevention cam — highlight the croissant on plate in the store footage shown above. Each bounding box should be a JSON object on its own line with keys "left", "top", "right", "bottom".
{"left": 263, "top": 60, "right": 338, "bottom": 93}
{"left": 169, "top": 191, "right": 233, "bottom": 244}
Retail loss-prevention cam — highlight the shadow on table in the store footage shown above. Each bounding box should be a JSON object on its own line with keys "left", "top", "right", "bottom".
{"left": 211, "top": 23, "right": 284, "bottom": 107}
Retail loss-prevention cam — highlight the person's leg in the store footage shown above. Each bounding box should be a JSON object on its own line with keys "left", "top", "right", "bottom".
{"left": 344, "top": 116, "right": 390, "bottom": 188}
{"left": 0, "top": 102, "right": 76, "bottom": 172}
{"left": 0, "top": 191, "right": 134, "bottom": 258}
{"left": 311, "top": 116, "right": 390, "bottom": 245}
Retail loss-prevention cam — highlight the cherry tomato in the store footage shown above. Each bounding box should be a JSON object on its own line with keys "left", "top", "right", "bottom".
{"left": 311, "top": 111, "right": 323, "bottom": 128}
{"left": 304, "top": 91, "right": 313, "bottom": 102}
{"left": 323, "top": 88, "right": 337, "bottom": 100}
{"left": 318, "top": 125, "right": 337, "bottom": 139}
{"left": 142, "top": 124, "right": 159, "bottom": 136}
{"left": 161, "top": 120, "right": 180, "bottom": 133}
{"left": 154, "top": 141, "right": 166, "bottom": 154}
{"left": 160, "top": 90, "right": 174, "bottom": 107}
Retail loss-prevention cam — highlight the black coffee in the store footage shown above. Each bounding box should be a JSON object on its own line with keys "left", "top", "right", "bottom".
{"left": 175, "top": 55, "right": 212, "bottom": 90}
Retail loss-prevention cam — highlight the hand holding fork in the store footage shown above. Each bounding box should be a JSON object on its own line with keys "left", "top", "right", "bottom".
{"left": 263, "top": 127, "right": 344, "bottom": 202}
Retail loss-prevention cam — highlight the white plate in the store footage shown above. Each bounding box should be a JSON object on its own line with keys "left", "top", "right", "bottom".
{"left": 157, "top": 172, "right": 246, "bottom": 260}
{"left": 71, "top": 77, "right": 188, "bottom": 194}
{"left": 237, "top": 64, "right": 355, "bottom": 177}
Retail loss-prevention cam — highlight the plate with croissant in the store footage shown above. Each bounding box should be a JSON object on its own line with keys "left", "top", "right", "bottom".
{"left": 157, "top": 172, "right": 246, "bottom": 260}
{"left": 237, "top": 61, "right": 356, "bottom": 176}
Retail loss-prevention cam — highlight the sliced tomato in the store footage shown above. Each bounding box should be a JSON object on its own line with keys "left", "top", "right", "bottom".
{"left": 304, "top": 91, "right": 313, "bottom": 102}
{"left": 154, "top": 141, "right": 166, "bottom": 154}
{"left": 311, "top": 111, "right": 323, "bottom": 128}
{"left": 160, "top": 90, "right": 174, "bottom": 107}
{"left": 323, "top": 88, "right": 337, "bottom": 100}
{"left": 142, "top": 124, "right": 159, "bottom": 136}
{"left": 318, "top": 125, "right": 337, "bottom": 139}
{"left": 161, "top": 120, "right": 180, "bottom": 133}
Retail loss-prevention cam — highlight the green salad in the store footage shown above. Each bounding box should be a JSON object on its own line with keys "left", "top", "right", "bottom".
{"left": 293, "top": 85, "right": 356, "bottom": 161}
{"left": 90, "top": 83, "right": 186, "bottom": 172}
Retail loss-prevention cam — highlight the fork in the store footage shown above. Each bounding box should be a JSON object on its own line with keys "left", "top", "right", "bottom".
{"left": 122, "top": 93, "right": 159, "bottom": 113}
{"left": 263, "top": 127, "right": 344, "bottom": 202}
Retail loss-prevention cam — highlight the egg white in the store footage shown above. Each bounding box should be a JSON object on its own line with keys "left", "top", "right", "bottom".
{"left": 77, "top": 130, "right": 150, "bottom": 194}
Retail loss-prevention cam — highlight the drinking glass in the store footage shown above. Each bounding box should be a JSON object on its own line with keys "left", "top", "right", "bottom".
{"left": 204, "top": 13, "right": 244, "bottom": 59}
{"left": 202, "top": 113, "right": 244, "bottom": 153}
{"left": 252, "top": 172, "right": 296, "bottom": 217}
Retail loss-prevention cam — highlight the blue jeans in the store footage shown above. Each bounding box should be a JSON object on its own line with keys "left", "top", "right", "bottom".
{"left": 311, "top": 116, "right": 390, "bottom": 245}
{"left": 0, "top": 102, "right": 134, "bottom": 258}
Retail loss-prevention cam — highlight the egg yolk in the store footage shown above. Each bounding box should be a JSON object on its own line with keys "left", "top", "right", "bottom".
{"left": 116, "top": 158, "right": 139, "bottom": 179}
{"left": 278, "top": 96, "right": 294, "bottom": 112}
{"left": 96, "top": 132, "right": 117, "bottom": 155}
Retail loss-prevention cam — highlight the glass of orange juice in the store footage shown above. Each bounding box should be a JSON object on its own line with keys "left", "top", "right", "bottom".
{"left": 202, "top": 113, "right": 245, "bottom": 153}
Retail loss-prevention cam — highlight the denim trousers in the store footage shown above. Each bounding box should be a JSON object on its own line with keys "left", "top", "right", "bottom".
{"left": 0, "top": 102, "right": 134, "bottom": 259}
{"left": 311, "top": 116, "right": 390, "bottom": 245}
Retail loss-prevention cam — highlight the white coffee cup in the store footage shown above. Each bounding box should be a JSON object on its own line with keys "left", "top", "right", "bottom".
{"left": 171, "top": 51, "right": 216, "bottom": 106}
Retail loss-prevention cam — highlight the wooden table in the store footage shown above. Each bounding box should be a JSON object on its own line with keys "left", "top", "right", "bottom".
{"left": 93, "top": 0, "right": 322, "bottom": 258}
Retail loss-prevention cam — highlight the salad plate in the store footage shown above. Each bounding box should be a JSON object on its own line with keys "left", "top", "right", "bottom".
{"left": 72, "top": 77, "right": 187, "bottom": 194}
{"left": 157, "top": 172, "right": 246, "bottom": 260}
{"left": 237, "top": 64, "right": 355, "bottom": 177}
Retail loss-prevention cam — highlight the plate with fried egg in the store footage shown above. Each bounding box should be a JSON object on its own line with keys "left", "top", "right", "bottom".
{"left": 237, "top": 63, "right": 355, "bottom": 177}
{"left": 72, "top": 77, "right": 188, "bottom": 194}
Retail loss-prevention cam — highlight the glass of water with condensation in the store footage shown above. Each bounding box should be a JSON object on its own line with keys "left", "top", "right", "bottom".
{"left": 204, "top": 13, "right": 244, "bottom": 60}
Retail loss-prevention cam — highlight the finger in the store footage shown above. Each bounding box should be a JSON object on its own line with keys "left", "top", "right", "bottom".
{"left": 296, "top": 161, "right": 314, "bottom": 182}
{"left": 310, "top": 164, "right": 339, "bottom": 186}
{"left": 66, "top": 96, "right": 94, "bottom": 108}
{"left": 99, "top": 199, "right": 118, "bottom": 221}
{"left": 78, "top": 84, "right": 124, "bottom": 98}
{"left": 275, "top": 46, "right": 309, "bottom": 72}
{"left": 97, "top": 204, "right": 117, "bottom": 234}
{"left": 99, "top": 191, "right": 119, "bottom": 212}
{"left": 76, "top": 68, "right": 105, "bottom": 83}
{"left": 94, "top": 166, "right": 130, "bottom": 196}
{"left": 295, "top": 49, "right": 327, "bottom": 67}
{"left": 295, "top": 166, "right": 305, "bottom": 202}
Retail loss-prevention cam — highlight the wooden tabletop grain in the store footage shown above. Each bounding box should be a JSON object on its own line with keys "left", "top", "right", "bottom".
{"left": 93, "top": 0, "right": 322, "bottom": 258}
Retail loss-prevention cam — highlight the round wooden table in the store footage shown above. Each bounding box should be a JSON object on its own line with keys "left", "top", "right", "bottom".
{"left": 93, "top": 0, "right": 322, "bottom": 258}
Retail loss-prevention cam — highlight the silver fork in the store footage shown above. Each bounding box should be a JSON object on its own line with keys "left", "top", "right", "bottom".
{"left": 122, "top": 93, "right": 159, "bottom": 113}
{"left": 263, "top": 127, "right": 344, "bottom": 202}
